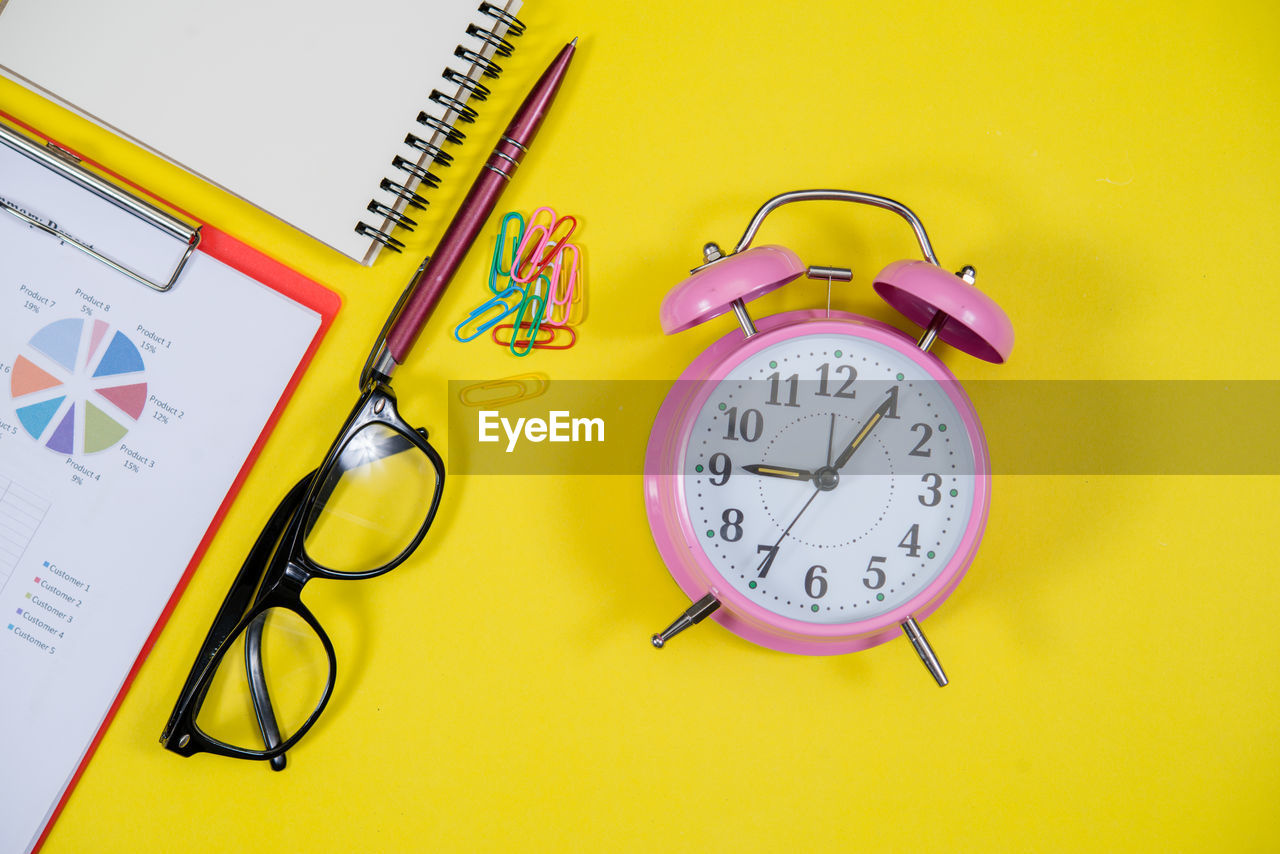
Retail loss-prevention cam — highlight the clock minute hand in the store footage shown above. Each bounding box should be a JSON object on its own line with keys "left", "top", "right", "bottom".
{"left": 832, "top": 394, "right": 896, "bottom": 471}
{"left": 743, "top": 464, "right": 814, "bottom": 482}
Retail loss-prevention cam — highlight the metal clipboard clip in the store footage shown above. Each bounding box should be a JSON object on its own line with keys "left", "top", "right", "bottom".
{"left": 0, "top": 122, "right": 200, "bottom": 292}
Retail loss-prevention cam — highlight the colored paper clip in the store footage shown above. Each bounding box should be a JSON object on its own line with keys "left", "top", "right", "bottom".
{"left": 506, "top": 274, "right": 549, "bottom": 357}
{"left": 457, "top": 373, "right": 549, "bottom": 407}
{"left": 542, "top": 242, "right": 580, "bottom": 327}
{"left": 454, "top": 285, "right": 524, "bottom": 342}
{"left": 488, "top": 211, "right": 525, "bottom": 295}
{"left": 510, "top": 221, "right": 549, "bottom": 284}
{"left": 525, "top": 205, "right": 558, "bottom": 233}
{"left": 511, "top": 206, "right": 577, "bottom": 284}
{"left": 491, "top": 322, "right": 577, "bottom": 350}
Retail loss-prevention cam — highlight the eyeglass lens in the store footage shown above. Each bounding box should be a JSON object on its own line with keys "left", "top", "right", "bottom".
{"left": 195, "top": 607, "right": 329, "bottom": 751}
{"left": 303, "top": 422, "right": 440, "bottom": 574}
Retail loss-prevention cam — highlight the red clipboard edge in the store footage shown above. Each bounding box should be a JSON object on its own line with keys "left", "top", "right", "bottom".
{"left": 3, "top": 110, "right": 342, "bottom": 854}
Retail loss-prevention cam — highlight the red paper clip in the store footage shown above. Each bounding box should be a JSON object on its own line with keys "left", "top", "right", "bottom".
{"left": 490, "top": 323, "right": 577, "bottom": 350}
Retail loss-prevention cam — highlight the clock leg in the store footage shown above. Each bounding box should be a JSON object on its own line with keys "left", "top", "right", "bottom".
{"left": 901, "top": 616, "right": 949, "bottom": 686}
{"left": 651, "top": 593, "right": 721, "bottom": 648}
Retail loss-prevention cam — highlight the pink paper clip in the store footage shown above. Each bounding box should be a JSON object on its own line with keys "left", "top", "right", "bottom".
{"left": 542, "top": 243, "right": 580, "bottom": 327}
{"left": 511, "top": 221, "right": 550, "bottom": 284}
{"left": 511, "top": 206, "right": 577, "bottom": 284}
{"left": 491, "top": 322, "right": 577, "bottom": 350}
{"left": 526, "top": 205, "right": 558, "bottom": 233}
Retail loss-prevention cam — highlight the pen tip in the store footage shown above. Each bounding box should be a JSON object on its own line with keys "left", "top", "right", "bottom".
{"left": 569, "top": 37, "right": 578, "bottom": 47}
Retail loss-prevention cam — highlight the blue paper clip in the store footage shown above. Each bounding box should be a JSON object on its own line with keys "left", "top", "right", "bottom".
{"left": 508, "top": 274, "right": 549, "bottom": 357}
{"left": 489, "top": 211, "right": 525, "bottom": 295}
{"left": 455, "top": 285, "right": 524, "bottom": 342}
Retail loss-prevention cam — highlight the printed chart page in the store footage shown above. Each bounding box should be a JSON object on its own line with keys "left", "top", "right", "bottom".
{"left": 0, "top": 139, "right": 323, "bottom": 853}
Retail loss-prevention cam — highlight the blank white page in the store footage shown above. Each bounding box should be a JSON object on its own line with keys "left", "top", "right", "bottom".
{"left": 0, "top": 0, "right": 519, "bottom": 263}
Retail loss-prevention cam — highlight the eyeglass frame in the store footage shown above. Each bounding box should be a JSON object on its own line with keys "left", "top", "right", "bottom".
{"left": 160, "top": 380, "right": 445, "bottom": 763}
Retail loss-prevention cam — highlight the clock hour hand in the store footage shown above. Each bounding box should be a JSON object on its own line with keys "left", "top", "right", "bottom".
{"left": 743, "top": 463, "right": 813, "bottom": 482}
{"left": 832, "top": 393, "right": 896, "bottom": 471}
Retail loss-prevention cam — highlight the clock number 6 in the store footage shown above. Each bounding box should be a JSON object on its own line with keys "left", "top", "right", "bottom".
{"left": 804, "top": 565, "right": 828, "bottom": 599}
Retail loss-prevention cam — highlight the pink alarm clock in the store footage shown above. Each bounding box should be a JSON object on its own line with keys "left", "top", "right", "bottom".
{"left": 643, "top": 190, "right": 1013, "bottom": 685}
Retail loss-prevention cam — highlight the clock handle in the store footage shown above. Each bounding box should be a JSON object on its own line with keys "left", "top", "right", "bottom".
{"left": 902, "top": 617, "right": 949, "bottom": 686}
{"left": 731, "top": 190, "right": 940, "bottom": 263}
{"left": 651, "top": 593, "right": 721, "bottom": 648}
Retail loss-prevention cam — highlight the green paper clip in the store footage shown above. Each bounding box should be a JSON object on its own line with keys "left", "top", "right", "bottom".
{"left": 489, "top": 211, "right": 525, "bottom": 295}
{"left": 508, "top": 274, "right": 550, "bottom": 357}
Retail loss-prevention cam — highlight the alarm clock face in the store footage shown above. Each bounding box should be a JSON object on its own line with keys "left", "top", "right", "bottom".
{"left": 668, "top": 316, "right": 988, "bottom": 643}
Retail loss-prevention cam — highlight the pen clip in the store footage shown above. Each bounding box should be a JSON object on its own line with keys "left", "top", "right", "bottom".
{"left": 361, "top": 258, "right": 425, "bottom": 388}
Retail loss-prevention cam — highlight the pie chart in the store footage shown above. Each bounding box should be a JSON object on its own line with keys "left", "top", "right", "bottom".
{"left": 9, "top": 317, "right": 148, "bottom": 455}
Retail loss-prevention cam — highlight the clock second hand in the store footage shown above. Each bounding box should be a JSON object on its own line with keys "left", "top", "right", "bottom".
{"left": 762, "top": 486, "right": 822, "bottom": 559}
{"left": 747, "top": 409, "right": 838, "bottom": 570}
{"left": 656, "top": 401, "right": 911, "bottom": 651}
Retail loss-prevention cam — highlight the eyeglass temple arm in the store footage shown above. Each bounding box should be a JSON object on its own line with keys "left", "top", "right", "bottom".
{"left": 245, "top": 614, "right": 288, "bottom": 772}
{"left": 161, "top": 473, "right": 315, "bottom": 748}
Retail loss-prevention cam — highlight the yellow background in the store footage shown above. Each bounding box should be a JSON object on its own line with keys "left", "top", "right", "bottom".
{"left": 4, "top": 0, "right": 1278, "bottom": 850}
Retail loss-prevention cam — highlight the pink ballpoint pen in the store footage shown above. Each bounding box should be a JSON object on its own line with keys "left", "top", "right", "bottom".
{"left": 367, "top": 39, "right": 578, "bottom": 380}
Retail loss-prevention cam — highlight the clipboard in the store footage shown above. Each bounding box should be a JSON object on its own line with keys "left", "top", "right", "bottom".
{"left": 0, "top": 113, "right": 339, "bottom": 854}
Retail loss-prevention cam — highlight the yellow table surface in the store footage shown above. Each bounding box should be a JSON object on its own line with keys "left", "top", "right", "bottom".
{"left": 5, "top": 0, "right": 1278, "bottom": 850}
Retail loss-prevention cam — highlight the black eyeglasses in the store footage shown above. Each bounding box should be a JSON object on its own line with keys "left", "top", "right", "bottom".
{"left": 161, "top": 381, "right": 444, "bottom": 768}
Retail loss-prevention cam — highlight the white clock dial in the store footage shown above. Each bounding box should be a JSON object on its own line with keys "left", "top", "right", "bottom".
{"left": 682, "top": 331, "right": 979, "bottom": 623}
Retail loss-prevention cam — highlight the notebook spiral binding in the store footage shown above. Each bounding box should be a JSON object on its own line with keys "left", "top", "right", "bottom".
{"left": 356, "top": 3, "right": 526, "bottom": 254}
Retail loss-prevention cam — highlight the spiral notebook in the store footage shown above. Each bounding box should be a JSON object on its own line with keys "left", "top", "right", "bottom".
{"left": 0, "top": 0, "right": 524, "bottom": 265}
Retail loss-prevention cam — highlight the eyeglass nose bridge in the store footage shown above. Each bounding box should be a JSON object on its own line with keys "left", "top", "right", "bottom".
{"left": 279, "top": 558, "right": 313, "bottom": 597}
